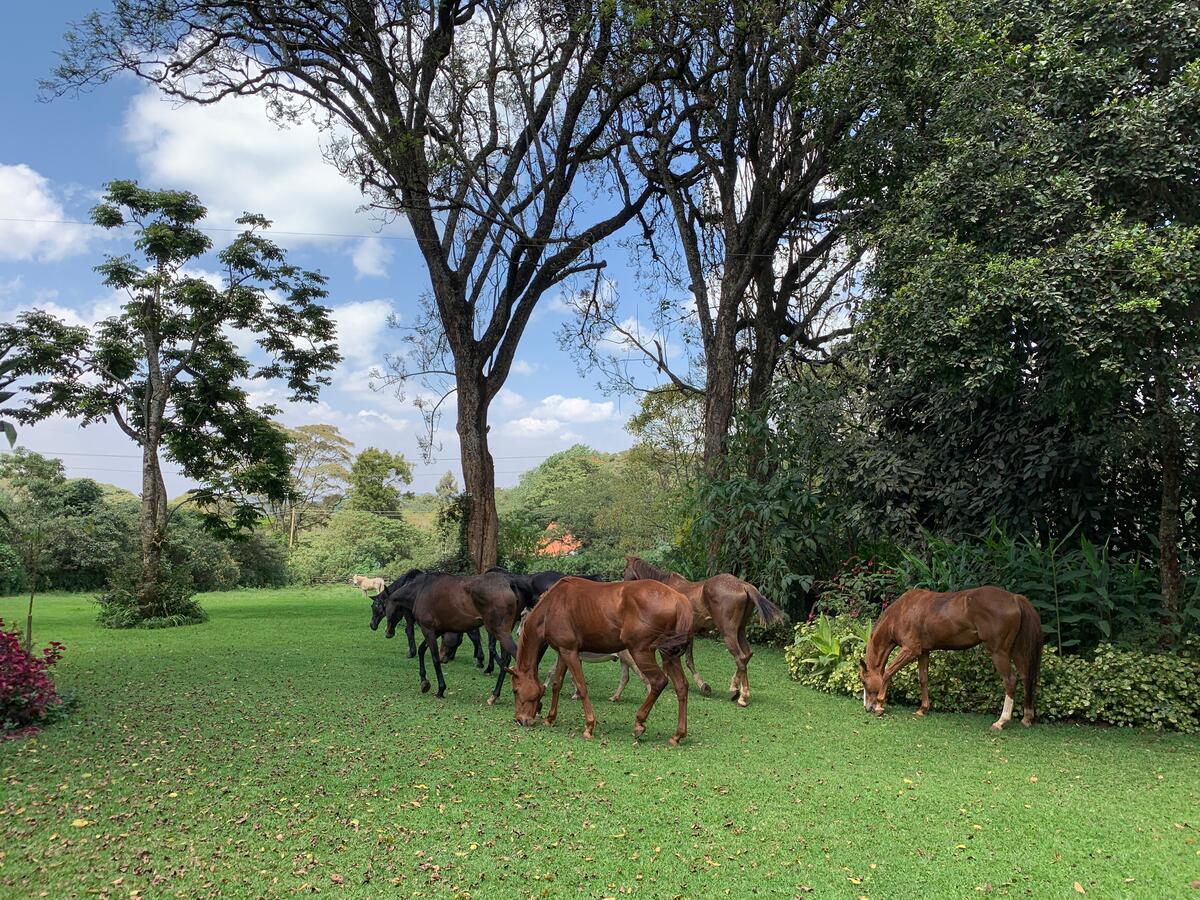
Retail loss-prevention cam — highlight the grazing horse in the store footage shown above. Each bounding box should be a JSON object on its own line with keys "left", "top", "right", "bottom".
{"left": 510, "top": 577, "right": 693, "bottom": 745}
{"left": 515, "top": 610, "right": 650, "bottom": 702}
{"left": 369, "top": 569, "right": 424, "bottom": 657}
{"left": 859, "top": 586, "right": 1044, "bottom": 729}
{"left": 622, "top": 556, "right": 783, "bottom": 707}
{"left": 351, "top": 574, "right": 387, "bottom": 595}
{"left": 379, "top": 571, "right": 522, "bottom": 703}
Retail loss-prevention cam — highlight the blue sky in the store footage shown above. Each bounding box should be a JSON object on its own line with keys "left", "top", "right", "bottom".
{"left": 0, "top": 4, "right": 669, "bottom": 496}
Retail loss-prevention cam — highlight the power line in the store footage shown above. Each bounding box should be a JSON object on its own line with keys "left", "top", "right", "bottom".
{"left": 24, "top": 448, "right": 558, "bottom": 463}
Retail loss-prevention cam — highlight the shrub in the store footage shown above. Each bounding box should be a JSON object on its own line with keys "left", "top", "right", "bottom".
{"left": 1, "top": 620, "right": 65, "bottom": 736}
{"left": 786, "top": 615, "right": 1200, "bottom": 732}
{"left": 812, "top": 556, "right": 903, "bottom": 618}
{"left": 227, "top": 530, "right": 289, "bottom": 588}
{"left": 289, "top": 509, "right": 420, "bottom": 584}
{"left": 95, "top": 553, "right": 208, "bottom": 629}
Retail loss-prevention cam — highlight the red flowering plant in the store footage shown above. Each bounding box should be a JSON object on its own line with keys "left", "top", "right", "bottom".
{"left": 0, "top": 619, "right": 66, "bottom": 737}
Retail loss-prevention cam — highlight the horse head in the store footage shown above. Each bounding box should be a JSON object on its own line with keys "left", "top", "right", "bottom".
{"left": 509, "top": 664, "right": 544, "bottom": 726}
{"left": 369, "top": 592, "right": 386, "bottom": 631}
{"left": 858, "top": 658, "right": 887, "bottom": 716}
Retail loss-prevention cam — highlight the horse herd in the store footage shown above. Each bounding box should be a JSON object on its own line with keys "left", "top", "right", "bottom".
{"left": 356, "top": 559, "right": 1045, "bottom": 745}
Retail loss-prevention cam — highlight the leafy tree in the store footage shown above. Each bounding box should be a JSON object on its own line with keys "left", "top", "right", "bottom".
{"left": 435, "top": 472, "right": 459, "bottom": 505}
{"left": 267, "top": 423, "right": 353, "bottom": 548}
{"left": 49, "top": 1, "right": 672, "bottom": 572}
{"left": 346, "top": 448, "right": 413, "bottom": 515}
{"left": 845, "top": 0, "right": 1200, "bottom": 614}
{"left": 8, "top": 181, "right": 339, "bottom": 621}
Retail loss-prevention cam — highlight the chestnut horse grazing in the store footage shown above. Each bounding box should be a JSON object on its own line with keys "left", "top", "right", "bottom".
{"left": 859, "top": 586, "right": 1044, "bottom": 729}
{"left": 623, "top": 557, "right": 783, "bottom": 707}
{"left": 510, "top": 578, "right": 693, "bottom": 745}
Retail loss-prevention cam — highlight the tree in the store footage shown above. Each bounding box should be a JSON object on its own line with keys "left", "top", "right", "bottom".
{"left": 49, "top": 1, "right": 671, "bottom": 571}
{"left": 8, "top": 181, "right": 339, "bottom": 619}
{"left": 568, "top": 0, "right": 874, "bottom": 469}
{"left": 346, "top": 447, "right": 413, "bottom": 515}
{"left": 435, "top": 471, "right": 459, "bottom": 504}
{"left": 267, "top": 423, "right": 354, "bottom": 548}
{"left": 846, "top": 0, "right": 1200, "bottom": 614}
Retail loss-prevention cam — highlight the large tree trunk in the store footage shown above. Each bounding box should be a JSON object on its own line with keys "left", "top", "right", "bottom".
{"left": 457, "top": 373, "right": 498, "bottom": 573}
{"left": 138, "top": 434, "right": 168, "bottom": 618}
{"left": 702, "top": 296, "right": 741, "bottom": 472}
{"left": 1156, "top": 376, "right": 1182, "bottom": 618}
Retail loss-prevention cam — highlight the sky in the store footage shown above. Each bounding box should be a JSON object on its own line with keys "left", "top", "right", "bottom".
{"left": 0, "top": 4, "right": 669, "bottom": 496}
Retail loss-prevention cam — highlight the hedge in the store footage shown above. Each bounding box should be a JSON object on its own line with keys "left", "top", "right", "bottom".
{"left": 786, "top": 615, "right": 1200, "bottom": 733}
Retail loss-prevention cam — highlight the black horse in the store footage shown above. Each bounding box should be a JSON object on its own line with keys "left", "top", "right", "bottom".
{"left": 370, "top": 569, "right": 423, "bottom": 656}
{"left": 379, "top": 570, "right": 523, "bottom": 702}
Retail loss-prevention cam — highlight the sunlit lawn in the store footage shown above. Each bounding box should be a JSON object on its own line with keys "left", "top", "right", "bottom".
{"left": 2, "top": 588, "right": 1197, "bottom": 898}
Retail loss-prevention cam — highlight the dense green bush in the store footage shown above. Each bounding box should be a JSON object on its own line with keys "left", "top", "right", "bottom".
{"left": 787, "top": 615, "right": 1200, "bottom": 732}
{"left": 95, "top": 552, "right": 208, "bottom": 629}
{"left": 288, "top": 509, "right": 420, "bottom": 584}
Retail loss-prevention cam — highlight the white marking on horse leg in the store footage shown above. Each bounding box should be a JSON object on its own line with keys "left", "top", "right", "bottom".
{"left": 992, "top": 695, "right": 1014, "bottom": 730}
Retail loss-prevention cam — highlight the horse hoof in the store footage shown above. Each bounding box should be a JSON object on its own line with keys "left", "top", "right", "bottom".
{"left": 436, "top": 689, "right": 445, "bottom": 699}
{"left": 1021, "top": 718, "right": 1033, "bottom": 728}
{"left": 729, "top": 691, "right": 739, "bottom": 701}
{"left": 608, "top": 695, "right": 620, "bottom": 703}
{"left": 632, "top": 725, "right": 645, "bottom": 740}
{"left": 544, "top": 716, "right": 556, "bottom": 727}
{"left": 667, "top": 736, "right": 682, "bottom": 747}
{"left": 582, "top": 729, "right": 594, "bottom": 740}
{"left": 420, "top": 681, "right": 431, "bottom": 693}
{"left": 736, "top": 697, "right": 749, "bottom": 708}
{"left": 699, "top": 683, "right": 712, "bottom": 697}
{"left": 486, "top": 695, "right": 497, "bottom": 707}
{"left": 407, "top": 651, "right": 416, "bottom": 659}
{"left": 990, "top": 722, "right": 1004, "bottom": 731}
{"left": 915, "top": 708, "right": 928, "bottom": 717}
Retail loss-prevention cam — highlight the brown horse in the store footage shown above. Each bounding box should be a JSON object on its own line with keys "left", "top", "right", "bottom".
{"left": 859, "top": 586, "right": 1044, "bottom": 729}
{"left": 622, "top": 556, "right": 783, "bottom": 707}
{"left": 379, "top": 570, "right": 522, "bottom": 703}
{"left": 509, "top": 577, "right": 693, "bottom": 745}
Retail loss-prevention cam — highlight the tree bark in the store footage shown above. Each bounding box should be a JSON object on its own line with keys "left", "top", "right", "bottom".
{"left": 457, "top": 373, "right": 498, "bottom": 573}
{"left": 139, "top": 433, "right": 168, "bottom": 618}
{"left": 702, "top": 293, "right": 741, "bottom": 472}
{"left": 1156, "top": 376, "right": 1182, "bottom": 618}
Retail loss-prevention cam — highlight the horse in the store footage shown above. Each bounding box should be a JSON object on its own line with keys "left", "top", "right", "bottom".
{"left": 515, "top": 609, "right": 650, "bottom": 702}
{"left": 859, "top": 586, "right": 1044, "bottom": 730}
{"left": 379, "top": 570, "right": 522, "bottom": 703}
{"left": 351, "top": 574, "right": 386, "bottom": 595}
{"left": 509, "top": 577, "right": 693, "bottom": 745}
{"left": 369, "top": 569, "right": 424, "bottom": 657}
{"left": 622, "top": 556, "right": 784, "bottom": 707}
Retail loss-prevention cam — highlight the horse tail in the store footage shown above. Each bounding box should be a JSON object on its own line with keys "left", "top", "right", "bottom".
{"left": 654, "top": 589, "right": 694, "bottom": 659}
{"left": 1016, "top": 594, "right": 1043, "bottom": 717}
{"left": 746, "top": 585, "right": 785, "bottom": 626}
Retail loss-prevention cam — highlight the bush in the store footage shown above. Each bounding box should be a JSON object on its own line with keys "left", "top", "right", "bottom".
{"left": 95, "top": 554, "right": 208, "bottom": 629}
{"left": 1, "top": 620, "right": 65, "bottom": 736}
{"left": 289, "top": 509, "right": 420, "bottom": 584}
{"left": 786, "top": 615, "right": 1200, "bottom": 732}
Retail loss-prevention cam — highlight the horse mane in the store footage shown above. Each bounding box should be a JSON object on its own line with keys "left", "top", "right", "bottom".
{"left": 630, "top": 557, "right": 672, "bottom": 581}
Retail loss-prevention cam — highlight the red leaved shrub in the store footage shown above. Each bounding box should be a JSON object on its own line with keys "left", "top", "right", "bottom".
{"left": 1, "top": 619, "right": 65, "bottom": 737}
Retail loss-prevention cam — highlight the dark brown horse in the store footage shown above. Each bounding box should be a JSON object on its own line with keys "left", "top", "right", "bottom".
{"left": 509, "top": 577, "right": 693, "bottom": 745}
{"left": 378, "top": 571, "right": 522, "bottom": 703}
{"left": 859, "top": 586, "right": 1044, "bottom": 729}
{"left": 622, "top": 556, "right": 783, "bottom": 707}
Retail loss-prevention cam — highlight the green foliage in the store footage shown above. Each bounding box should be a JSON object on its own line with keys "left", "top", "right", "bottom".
{"left": 95, "top": 552, "right": 207, "bottom": 630}
{"left": 288, "top": 509, "right": 420, "bottom": 584}
{"left": 346, "top": 447, "right": 412, "bottom": 514}
{"left": 787, "top": 616, "right": 1200, "bottom": 732}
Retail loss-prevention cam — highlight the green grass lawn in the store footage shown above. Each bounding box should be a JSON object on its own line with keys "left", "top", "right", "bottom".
{"left": 2, "top": 589, "right": 1197, "bottom": 898}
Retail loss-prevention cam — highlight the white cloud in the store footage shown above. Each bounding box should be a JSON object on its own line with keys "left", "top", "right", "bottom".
{"left": 330, "top": 299, "right": 396, "bottom": 367}
{"left": 511, "top": 359, "right": 537, "bottom": 376}
{"left": 532, "top": 394, "right": 615, "bottom": 423}
{"left": 0, "top": 164, "right": 94, "bottom": 261}
{"left": 351, "top": 237, "right": 393, "bottom": 278}
{"left": 495, "top": 388, "right": 525, "bottom": 411}
{"left": 357, "top": 409, "right": 409, "bottom": 431}
{"left": 125, "top": 89, "right": 406, "bottom": 243}
{"left": 503, "top": 416, "right": 566, "bottom": 438}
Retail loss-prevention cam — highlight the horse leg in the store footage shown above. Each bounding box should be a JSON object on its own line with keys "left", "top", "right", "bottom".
{"left": 405, "top": 610, "right": 418, "bottom": 658}
{"left": 466, "top": 628, "right": 485, "bottom": 669}
{"left": 721, "top": 629, "right": 752, "bottom": 707}
{"left": 915, "top": 652, "right": 931, "bottom": 716}
{"left": 545, "top": 656, "right": 568, "bottom": 727}
{"left": 661, "top": 652, "right": 689, "bottom": 746}
{"left": 559, "top": 649, "right": 598, "bottom": 739}
{"left": 484, "top": 633, "right": 498, "bottom": 674}
{"left": 628, "top": 648, "right": 669, "bottom": 741}
{"left": 487, "top": 628, "right": 520, "bottom": 706}
{"left": 416, "top": 636, "right": 431, "bottom": 694}
{"left": 735, "top": 622, "right": 754, "bottom": 707}
{"left": 989, "top": 649, "right": 1017, "bottom": 730}
{"left": 683, "top": 638, "right": 710, "bottom": 696}
{"left": 428, "top": 628, "right": 448, "bottom": 698}
{"left": 610, "top": 658, "right": 630, "bottom": 702}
